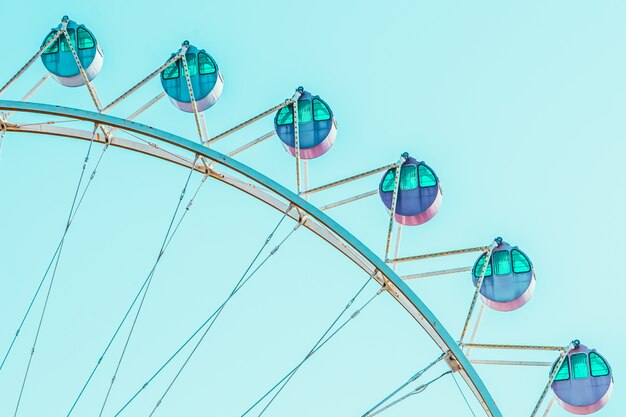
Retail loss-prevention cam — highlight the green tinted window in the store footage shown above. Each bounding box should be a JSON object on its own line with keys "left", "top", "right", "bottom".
{"left": 276, "top": 106, "right": 293, "bottom": 125}
{"left": 571, "top": 353, "right": 589, "bottom": 379}
{"left": 492, "top": 251, "right": 512, "bottom": 275}
{"left": 554, "top": 358, "right": 570, "bottom": 381}
{"left": 77, "top": 28, "right": 94, "bottom": 49}
{"left": 313, "top": 99, "right": 331, "bottom": 121}
{"left": 474, "top": 253, "right": 493, "bottom": 278}
{"left": 43, "top": 32, "right": 59, "bottom": 54}
{"left": 418, "top": 165, "right": 437, "bottom": 187}
{"left": 198, "top": 52, "right": 216, "bottom": 75}
{"left": 400, "top": 165, "right": 418, "bottom": 190}
{"left": 60, "top": 29, "right": 76, "bottom": 52}
{"left": 162, "top": 61, "right": 180, "bottom": 80}
{"left": 381, "top": 169, "right": 397, "bottom": 192}
{"left": 590, "top": 353, "right": 610, "bottom": 377}
{"left": 512, "top": 249, "right": 531, "bottom": 273}
{"left": 297, "top": 100, "right": 312, "bottom": 124}
{"left": 185, "top": 54, "right": 198, "bottom": 76}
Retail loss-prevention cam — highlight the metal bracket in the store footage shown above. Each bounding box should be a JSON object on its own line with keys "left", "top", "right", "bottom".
{"left": 444, "top": 351, "right": 461, "bottom": 373}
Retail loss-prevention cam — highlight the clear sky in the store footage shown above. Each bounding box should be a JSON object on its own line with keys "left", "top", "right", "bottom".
{"left": 0, "top": 1, "right": 624, "bottom": 416}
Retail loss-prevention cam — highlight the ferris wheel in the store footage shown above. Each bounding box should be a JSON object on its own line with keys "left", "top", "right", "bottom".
{"left": 0, "top": 15, "right": 614, "bottom": 417}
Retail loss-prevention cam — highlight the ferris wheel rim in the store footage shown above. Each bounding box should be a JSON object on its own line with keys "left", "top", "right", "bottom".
{"left": 0, "top": 99, "right": 501, "bottom": 417}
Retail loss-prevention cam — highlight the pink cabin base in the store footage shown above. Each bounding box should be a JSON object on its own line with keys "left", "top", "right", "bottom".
{"left": 393, "top": 187, "right": 442, "bottom": 226}
{"left": 283, "top": 120, "right": 337, "bottom": 160}
{"left": 481, "top": 275, "right": 536, "bottom": 312}
{"left": 558, "top": 380, "right": 613, "bottom": 415}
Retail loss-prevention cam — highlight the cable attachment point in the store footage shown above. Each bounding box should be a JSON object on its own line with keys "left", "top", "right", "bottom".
{"left": 443, "top": 351, "right": 461, "bottom": 373}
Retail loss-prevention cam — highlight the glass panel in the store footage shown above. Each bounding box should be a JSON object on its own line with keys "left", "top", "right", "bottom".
{"left": 162, "top": 61, "right": 180, "bottom": 80}
{"left": 571, "top": 353, "right": 589, "bottom": 379}
{"left": 492, "top": 250, "right": 512, "bottom": 275}
{"left": 590, "top": 353, "right": 610, "bottom": 377}
{"left": 60, "top": 29, "right": 76, "bottom": 52}
{"left": 77, "top": 28, "right": 94, "bottom": 49}
{"left": 297, "top": 100, "right": 312, "bottom": 124}
{"left": 198, "top": 52, "right": 216, "bottom": 75}
{"left": 512, "top": 249, "right": 531, "bottom": 273}
{"left": 185, "top": 54, "right": 197, "bottom": 76}
{"left": 474, "top": 253, "right": 493, "bottom": 278}
{"left": 554, "top": 358, "right": 570, "bottom": 381}
{"left": 400, "top": 165, "right": 418, "bottom": 190}
{"left": 381, "top": 169, "right": 397, "bottom": 192}
{"left": 313, "top": 98, "right": 331, "bottom": 121}
{"left": 418, "top": 165, "right": 437, "bottom": 187}
{"left": 276, "top": 106, "right": 293, "bottom": 125}
{"left": 43, "top": 32, "right": 59, "bottom": 55}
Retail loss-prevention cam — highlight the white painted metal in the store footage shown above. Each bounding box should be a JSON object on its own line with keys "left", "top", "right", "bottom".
{"left": 542, "top": 396, "right": 557, "bottom": 417}
{"left": 467, "top": 304, "right": 486, "bottom": 359}
{"left": 401, "top": 266, "right": 472, "bottom": 280}
{"left": 228, "top": 131, "right": 275, "bottom": 157}
{"left": 470, "top": 360, "right": 552, "bottom": 367}
{"left": 0, "top": 105, "right": 502, "bottom": 417}
{"left": 319, "top": 190, "right": 378, "bottom": 211}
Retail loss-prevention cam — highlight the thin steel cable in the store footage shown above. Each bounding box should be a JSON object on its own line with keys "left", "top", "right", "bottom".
{"left": 361, "top": 353, "right": 446, "bottom": 417}
{"left": 241, "top": 279, "right": 380, "bottom": 417}
{"left": 96, "top": 162, "right": 198, "bottom": 417}
{"left": 0, "top": 124, "right": 100, "bottom": 371}
{"left": 111, "top": 210, "right": 293, "bottom": 417}
{"left": 10, "top": 125, "right": 102, "bottom": 416}
{"left": 145, "top": 225, "right": 300, "bottom": 417}
{"left": 451, "top": 372, "right": 477, "bottom": 417}
{"left": 65, "top": 175, "right": 208, "bottom": 417}
{"left": 365, "top": 371, "right": 452, "bottom": 417}
{"left": 122, "top": 129, "right": 195, "bottom": 167}
{"left": 0, "top": 135, "right": 105, "bottom": 373}
{"left": 13, "top": 240, "right": 64, "bottom": 417}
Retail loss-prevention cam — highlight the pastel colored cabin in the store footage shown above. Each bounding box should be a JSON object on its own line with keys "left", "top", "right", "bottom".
{"left": 274, "top": 88, "right": 337, "bottom": 159}
{"left": 471, "top": 239, "right": 535, "bottom": 312}
{"left": 160, "top": 42, "right": 223, "bottom": 113}
{"left": 551, "top": 343, "right": 613, "bottom": 415}
{"left": 40, "top": 17, "right": 103, "bottom": 87}
{"left": 378, "top": 155, "right": 442, "bottom": 226}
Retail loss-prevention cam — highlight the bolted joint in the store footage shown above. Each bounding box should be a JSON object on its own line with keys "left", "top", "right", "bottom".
{"left": 443, "top": 351, "right": 461, "bottom": 373}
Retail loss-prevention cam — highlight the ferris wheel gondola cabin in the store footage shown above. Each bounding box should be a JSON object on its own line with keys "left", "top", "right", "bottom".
{"left": 274, "top": 87, "right": 337, "bottom": 159}
{"left": 378, "top": 154, "right": 442, "bottom": 226}
{"left": 160, "top": 42, "right": 223, "bottom": 112}
{"left": 471, "top": 238, "right": 535, "bottom": 312}
{"left": 551, "top": 342, "right": 613, "bottom": 415}
{"left": 40, "top": 17, "right": 103, "bottom": 87}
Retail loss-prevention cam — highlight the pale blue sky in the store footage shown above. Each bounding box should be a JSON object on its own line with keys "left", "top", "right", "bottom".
{"left": 0, "top": 1, "right": 625, "bottom": 416}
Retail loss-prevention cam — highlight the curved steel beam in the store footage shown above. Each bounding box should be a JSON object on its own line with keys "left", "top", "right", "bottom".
{"left": 0, "top": 100, "right": 501, "bottom": 417}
